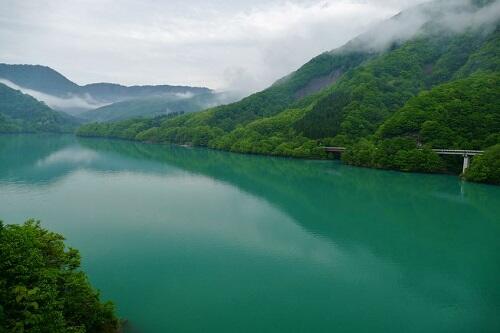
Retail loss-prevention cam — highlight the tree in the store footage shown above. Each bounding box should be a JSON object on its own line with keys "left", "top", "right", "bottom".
{"left": 464, "top": 144, "right": 500, "bottom": 184}
{"left": 0, "top": 220, "right": 118, "bottom": 333}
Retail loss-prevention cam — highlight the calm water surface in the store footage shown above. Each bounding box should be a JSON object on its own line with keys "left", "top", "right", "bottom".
{"left": 1, "top": 134, "right": 499, "bottom": 332}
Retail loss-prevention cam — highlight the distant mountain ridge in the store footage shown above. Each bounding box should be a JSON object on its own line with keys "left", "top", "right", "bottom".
{"left": 0, "top": 64, "right": 211, "bottom": 99}
{"left": 0, "top": 64, "right": 214, "bottom": 115}
{"left": 0, "top": 64, "right": 238, "bottom": 122}
{"left": 79, "top": 82, "right": 211, "bottom": 103}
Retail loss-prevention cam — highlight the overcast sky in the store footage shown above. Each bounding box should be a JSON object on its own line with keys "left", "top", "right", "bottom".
{"left": 0, "top": 0, "right": 428, "bottom": 92}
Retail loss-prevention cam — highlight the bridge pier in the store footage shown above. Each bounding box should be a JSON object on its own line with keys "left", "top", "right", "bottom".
{"left": 462, "top": 155, "right": 471, "bottom": 174}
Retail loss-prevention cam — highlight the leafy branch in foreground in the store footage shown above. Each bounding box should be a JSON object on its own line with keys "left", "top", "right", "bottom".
{"left": 0, "top": 219, "right": 118, "bottom": 333}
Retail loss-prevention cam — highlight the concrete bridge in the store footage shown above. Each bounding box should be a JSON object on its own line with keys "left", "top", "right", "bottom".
{"left": 431, "top": 149, "right": 484, "bottom": 173}
{"left": 323, "top": 147, "right": 484, "bottom": 173}
{"left": 324, "top": 147, "right": 347, "bottom": 153}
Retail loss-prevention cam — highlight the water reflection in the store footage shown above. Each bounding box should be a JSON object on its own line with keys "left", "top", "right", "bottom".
{"left": 1, "top": 134, "right": 499, "bottom": 332}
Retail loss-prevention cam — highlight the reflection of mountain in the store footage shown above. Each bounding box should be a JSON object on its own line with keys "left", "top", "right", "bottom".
{"left": 0, "top": 134, "right": 80, "bottom": 184}
{"left": 2, "top": 134, "right": 499, "bottom": 312}
{"left": 0, "top": 134, "right": 180, "bottom": 185}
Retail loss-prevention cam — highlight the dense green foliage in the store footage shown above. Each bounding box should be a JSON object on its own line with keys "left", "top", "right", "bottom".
{"left": 209, "top": 108, "right": 326, "bottom": 158}
{"left": 0, "top": 83, "right": 79, "bottom": 133}
{"left": 341, "top": 138, "right": 446, "bottom": 173}
{"left": 464, "top": 144, "right": 500, "bottom": 184}
{"left": 76, "top": 1, "right": 500, "bottom": 184}
{"left": 377, "top": 73, "right": 500, "bottom": 148}
{"left": 342, "top": 73, "right": 499, "bottom": 173}
{"left": 77, "top": 112, "right": 184, "bottom": 140}
{"left": 0, "top": 219, "right": 118, "bottom": 333}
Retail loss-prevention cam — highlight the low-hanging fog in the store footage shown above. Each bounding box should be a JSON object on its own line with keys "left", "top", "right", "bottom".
{"left": 350, "top": 0, "right": 500, "bottom": 52}
{"left": 0, "top": 78, "right": 108, "bottom": 114}
{"left": 0, "top": 0, "right": 498, "bottom": 95}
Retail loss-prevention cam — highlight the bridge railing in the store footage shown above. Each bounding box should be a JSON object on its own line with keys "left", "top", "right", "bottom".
{"left": 432, "top": 149, "right": 484, "bottom": 156}
{"left": 322, "top": 147, "right": 484, "bottom": 156}
{"left": 322, "top": 147, "right": 346, "bottom": 152}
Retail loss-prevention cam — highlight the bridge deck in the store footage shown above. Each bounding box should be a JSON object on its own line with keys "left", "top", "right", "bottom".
{"left": 323, "top": 147, "right": 346, "bottom": 153}
{"left": 431, "top": 149, "right": 484, "bottom": 156}
{"left": 323, "top": 147, "right": 484, "bottom": 156}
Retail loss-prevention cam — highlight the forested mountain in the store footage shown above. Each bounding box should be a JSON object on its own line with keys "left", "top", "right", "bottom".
{"left": 0, "top": 64, "right": 215, "bottom": 116}
{"left": 79, "top": 83, "right": 211, "bottom": 103}
{"left": 0, "top": 83, "right": 79, "bottom": 133}
{"left": 76, "top": 0, "right": 500, "bottom": 183}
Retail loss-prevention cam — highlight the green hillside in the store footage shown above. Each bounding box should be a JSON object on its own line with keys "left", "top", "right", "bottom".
{"left": 77, "top": 0, "right": 500, "bottom": 183}
{"left": 294, "top": 30, "right": 497, "bottom": 140}
{"left": 0, "top": 83, "right": 79, "bottom": 133}
{"left": 343, "top": 72, "right": 499, "bottom": 173}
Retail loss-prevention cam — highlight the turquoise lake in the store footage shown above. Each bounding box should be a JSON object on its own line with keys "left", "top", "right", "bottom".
{"left": 0, "top": 134, "right": 499, "bottom": 332}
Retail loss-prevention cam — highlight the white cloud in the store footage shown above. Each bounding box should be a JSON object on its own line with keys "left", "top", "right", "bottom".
{"left": 0, "top": 0, "right": 431, "bottom": 93}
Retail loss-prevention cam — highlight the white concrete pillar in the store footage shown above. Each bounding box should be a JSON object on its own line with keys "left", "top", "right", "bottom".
{"left": 462, "top": 155, "right": 470, "bottom": 174}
